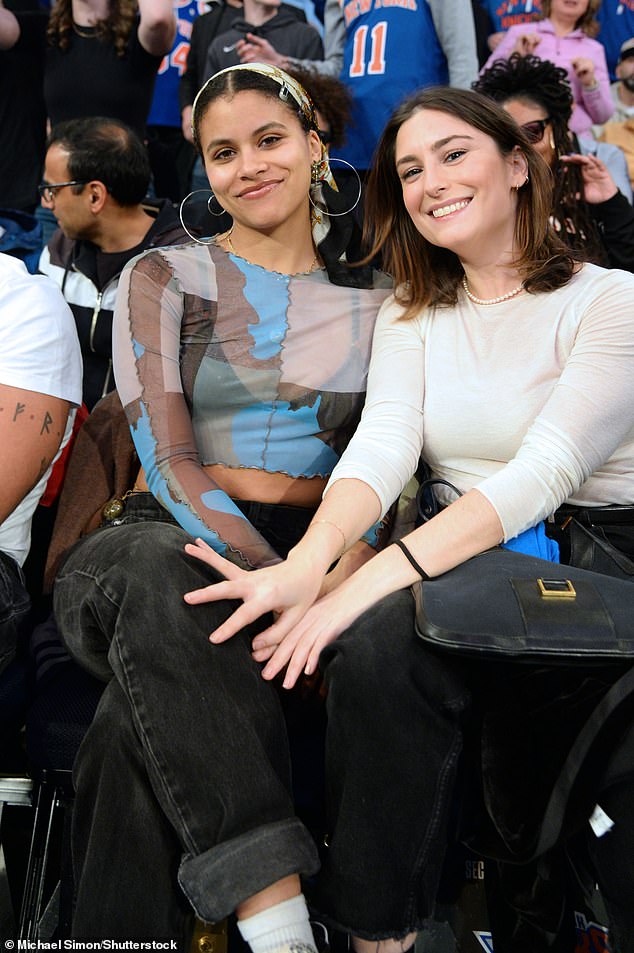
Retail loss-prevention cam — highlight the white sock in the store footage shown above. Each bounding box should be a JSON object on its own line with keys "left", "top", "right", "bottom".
{"left": 237, "top": 894, "right": 318, "bottom": 953}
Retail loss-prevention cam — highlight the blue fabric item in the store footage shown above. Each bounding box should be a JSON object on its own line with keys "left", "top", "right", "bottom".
{"left": 335, "top": 0, "right": 448, "bottom": 169}
{"left": 501, "top": 522, "right": 560, "bottom": 562}
{"left": 597, "top": 0, "right": 634, "bottom": 80}
{"left": 0, "top": 208, "right": 43, "bottom": 274}
{"left": 147, "top": 2, "right": 207, "bottom": 128}
{"left": 477, "top": 0, "right": 542, "bottom": 34}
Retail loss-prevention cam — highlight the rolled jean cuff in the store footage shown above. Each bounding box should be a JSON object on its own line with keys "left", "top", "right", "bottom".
{"left": 178, "top": 817, "right": 321, "bottom": 922}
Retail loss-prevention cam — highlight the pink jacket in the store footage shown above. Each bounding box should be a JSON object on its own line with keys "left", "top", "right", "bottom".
{"left": 482, "top": 18, "right": 614, "bottom": 136}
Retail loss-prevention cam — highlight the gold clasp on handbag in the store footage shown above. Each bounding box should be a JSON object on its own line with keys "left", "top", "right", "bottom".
{"left": 537, "top": 577, "right": 576, "bottom": 599}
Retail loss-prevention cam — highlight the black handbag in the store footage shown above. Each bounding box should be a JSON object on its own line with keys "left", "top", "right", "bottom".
{"left": 413, "top": 547, "right": 634, "bottom": 662}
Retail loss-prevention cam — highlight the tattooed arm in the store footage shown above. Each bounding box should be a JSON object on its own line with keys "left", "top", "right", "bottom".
{"left": 0, "top": 384, "right": 71, "bottom": 524}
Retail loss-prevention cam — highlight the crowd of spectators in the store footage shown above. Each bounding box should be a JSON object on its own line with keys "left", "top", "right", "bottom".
{"left": 1, "top": 0, "right": 634, "bottom": 947}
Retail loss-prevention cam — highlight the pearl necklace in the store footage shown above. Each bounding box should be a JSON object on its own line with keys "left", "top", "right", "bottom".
{"left": 225, "top": 231, "right": 320, "bottom": 275}
{"left": 462, "top": 275, "right": 524, "bottom": 306}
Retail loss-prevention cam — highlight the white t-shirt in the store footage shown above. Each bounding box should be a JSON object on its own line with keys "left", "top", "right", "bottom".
{"left": 0, "top": 254, "right": 82, "bottom": 566}
{"left": 326, "top": 263, "right": 634, "bottom": 542}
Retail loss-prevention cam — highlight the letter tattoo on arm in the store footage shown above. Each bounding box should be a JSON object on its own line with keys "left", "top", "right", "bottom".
{"left": 40, "top": 411, "right": 53, "bottom": 435}
{"left": 13, "top": 402, "right": 25, "bottom": 421}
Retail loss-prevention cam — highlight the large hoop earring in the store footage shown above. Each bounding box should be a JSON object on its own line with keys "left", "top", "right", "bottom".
{"left": 178, "top": 189, "right": 226, "bottom": 245}
{"left": 309, "top": 156, "right": 362, "bottom": 218}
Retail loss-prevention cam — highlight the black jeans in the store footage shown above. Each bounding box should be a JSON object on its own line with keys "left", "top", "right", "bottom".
{"left": 312, "top": 590, "right": 472, "bottom": 940}
{"left": 312, "top": 524, "right": 634, "bottom": 950}
{"left": 0, "top": 549, "right": 30, "bottom": 675}
{"left": 54, "top": 494, "right": 320, "bottom": 947}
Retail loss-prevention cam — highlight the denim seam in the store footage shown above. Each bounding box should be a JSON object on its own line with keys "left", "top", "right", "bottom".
{"left": 110, "top": 629, "right": 201, "bottom": 856}
{"left": 65, "top": 565, "right": 201, "bottom": 854}
{"left": 404, "top": 730, "right": 464, "bottom": 927}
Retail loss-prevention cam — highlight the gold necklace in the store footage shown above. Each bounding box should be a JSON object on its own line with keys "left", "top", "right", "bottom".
{"left": 224, "top": 231, "right": 321, "bottom": 275}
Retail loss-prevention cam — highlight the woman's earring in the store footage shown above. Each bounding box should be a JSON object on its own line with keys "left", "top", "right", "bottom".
{"left": 179, "top": 189, "right": 226, "bottom": 245}
{"left": 309, "top": 156, "right": 363, "bottom": 218}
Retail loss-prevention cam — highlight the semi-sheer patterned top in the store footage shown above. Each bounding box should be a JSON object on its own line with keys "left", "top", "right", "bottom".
{"left": 113, "top": 241, "right": 392, "bottom": 569}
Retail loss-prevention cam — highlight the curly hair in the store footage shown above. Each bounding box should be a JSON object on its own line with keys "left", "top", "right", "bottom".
{"left": 540, "top": 0, "right": 601, "bottom": 37}
{"left": 363, "top": 87, "right": 576, "bottom": 318}
{"left": 48, "top": 0, "right": 138, "bottom": 57}
{"left": 473, "top": 54, "right": 607, "bottom": 264}
{"left": 284, "top": 66, "right": 353, "bottom": 149}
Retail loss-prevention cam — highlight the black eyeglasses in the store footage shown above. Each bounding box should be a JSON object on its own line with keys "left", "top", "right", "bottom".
{"left": 37, "top": 180, "right": 89, "bottom": 202}
{"left": 520, "top": 118, "right": 551, "bottom": 144}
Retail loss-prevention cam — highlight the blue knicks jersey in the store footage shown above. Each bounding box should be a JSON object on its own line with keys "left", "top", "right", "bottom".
{"left": 597, "top": 0, "right": 634, "bottom": 79}
{"left": 335, "top": 0, "right": 448, "bottom": 169}
{"left": 478, "top": 0, "right": 542, "bottom": 33}
{"left": 147, "top": 0, "right": 208, "bottom": 127}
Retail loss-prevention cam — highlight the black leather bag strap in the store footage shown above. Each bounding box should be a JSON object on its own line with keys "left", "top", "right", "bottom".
{"left": 528, "top": 662, "right": 634, "bottom": 862}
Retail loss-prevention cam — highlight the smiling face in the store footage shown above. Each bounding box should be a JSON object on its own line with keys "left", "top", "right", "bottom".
{"left": 548, "top": 0, "right": 590, "bottom": 26}
{"left": 198, "top": 89, "right": 322, "bottom": 236}
{"left": 394, "top": 108, "right": 527, "bottom": 266}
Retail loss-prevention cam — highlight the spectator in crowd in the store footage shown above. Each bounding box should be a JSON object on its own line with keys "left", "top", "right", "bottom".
{"left": 596, "top": 0, "right": 634, "bottom": 79}
{"left": 179, "top": 0, "right": 307, "bottom": 191}
{"left": 204, "top": 0, "right": 322, "bottom": 78}
{"left": 52, "top": 64, "right": 392, "bottom": 946}
{"left": 44, "top": 0, "right": 176, "bottom": 139}
{"left": 476, "top": 0, "right": 543, "bottom": 53}
{"left": 189, "top": 86, "right": 634, "bottom": 953}
{"left": 38, "top": 117, "right": 189, "bottom": 410}
{"left": 599, "top": 37, "right": 634, "bottom": 184}
{"left": 146, "top": 1, "right": 211, "bottom": 203}
{"left": 179, "top": 0, "right": 244, "bottom": 145}
{"left": 0, "top": 253, "right": 81, "bottom": 675}
{"left": 607, "top": 34, "right": 634, "bottom": 118}
{"left": 286, "top": 65, "right": 352, "bottom": 151}
{"left": 234, "top": 0, "right": 479, "bottom": 174}
{"left": 482, "top": 0, "right": 614, "bottom": 137}
{"left": 474, "top": 53, "right": 634, "bottom": 271}
{"left": 0, "top": 0, "right": 48, "bottom": 213}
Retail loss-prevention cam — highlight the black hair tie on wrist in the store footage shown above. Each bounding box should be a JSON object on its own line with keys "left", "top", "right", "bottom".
{"left": 393, "top": 538, "right": 431, "bottom": 580}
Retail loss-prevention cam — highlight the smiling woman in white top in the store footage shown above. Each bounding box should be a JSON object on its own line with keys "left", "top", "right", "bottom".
{"left": 186, "top": 87, "right": 634, "bottom": 952}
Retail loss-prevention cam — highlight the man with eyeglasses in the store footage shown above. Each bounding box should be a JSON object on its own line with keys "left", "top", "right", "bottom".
{"left": 38, "top": 115, "right": 189, "bottom": 411}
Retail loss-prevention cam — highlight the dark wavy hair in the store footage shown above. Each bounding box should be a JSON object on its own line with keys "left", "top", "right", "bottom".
{"left": 285, "top": 66, "right": 353, "bottom": 149}
{"left": 47, "top": 117, "right": 150, "bottom": 205}
{"left": 473, "top": 54, "right": 607, "bottom": 264}
{"left": 48, "top": 0, "right": 137, "bottom": 57}
{"left": 541, "top": 0, "right": 601, "bottom": 37}
{"left": 363, "top": 87, "right": 575, "bottom": 319}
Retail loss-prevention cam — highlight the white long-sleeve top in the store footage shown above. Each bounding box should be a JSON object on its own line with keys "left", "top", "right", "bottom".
{"left": 326, "top": 263, "right": 634, "bottom": 542}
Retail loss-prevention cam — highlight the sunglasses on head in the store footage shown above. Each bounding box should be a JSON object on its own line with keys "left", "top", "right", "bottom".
{"left": 520, "top": 118, "right": 551, "bottom": 144}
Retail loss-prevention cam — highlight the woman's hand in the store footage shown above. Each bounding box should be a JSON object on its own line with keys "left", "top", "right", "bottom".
{"left": 236, "top": 34, "right": 288, "bottom": 68}
{"left": 561, "top": 152, "right": 618, "bottom": 204}
{"left": 251, "top": 580, "right": 367, "bottom": 689}
{"left": 183, "top": 537, "right": 326, "bottom": 646}
{"left": 572, "top": 57, "right": 597, "bottom": 89}
{"left": 512, "top": 32, "right": 541, "bottom": 57}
